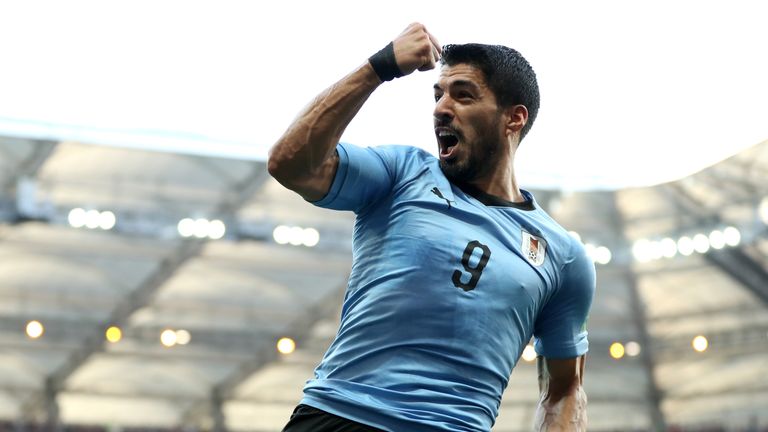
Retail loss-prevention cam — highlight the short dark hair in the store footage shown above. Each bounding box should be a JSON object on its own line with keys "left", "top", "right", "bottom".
{"left": 440, "top": 43, "right": 540, "bottom": 142}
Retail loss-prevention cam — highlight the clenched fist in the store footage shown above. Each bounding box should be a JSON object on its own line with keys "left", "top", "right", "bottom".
{"left": 392, "top": 22, "right": 442, "bottom": 74}
{"left": 369, "top": 23, "right": 442, "bottom": 82}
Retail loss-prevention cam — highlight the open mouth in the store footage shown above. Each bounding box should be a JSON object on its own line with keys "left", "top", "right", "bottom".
{"left": 436, "top": 127, "right": 460, "bottom": 159}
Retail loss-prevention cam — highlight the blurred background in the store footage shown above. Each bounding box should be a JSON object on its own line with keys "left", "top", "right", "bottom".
{"left": 0, "top": 1, "right": 766, "bottom": 431}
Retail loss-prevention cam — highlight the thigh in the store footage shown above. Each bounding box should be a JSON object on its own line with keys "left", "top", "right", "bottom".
{"left": 282, "top": 404, "right": 384, "bottom": 432}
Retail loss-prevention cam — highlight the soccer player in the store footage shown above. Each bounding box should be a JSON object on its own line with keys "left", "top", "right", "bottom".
{"left": 269, "top": 22, "right": 595, "bottom": 432}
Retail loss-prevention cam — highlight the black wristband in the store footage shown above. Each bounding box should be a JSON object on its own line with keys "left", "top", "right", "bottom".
{"left": 368, "top": 41, "right": 404, "bottom": 82}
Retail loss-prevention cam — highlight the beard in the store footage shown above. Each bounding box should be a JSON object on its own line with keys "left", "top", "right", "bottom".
{"left": 439, "top": 116, "right": 502, "bottom": 184}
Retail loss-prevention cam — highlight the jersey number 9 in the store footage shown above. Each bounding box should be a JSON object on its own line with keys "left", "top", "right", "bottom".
{"left": 452, "top": 240, "right": 491, "bottom": 291}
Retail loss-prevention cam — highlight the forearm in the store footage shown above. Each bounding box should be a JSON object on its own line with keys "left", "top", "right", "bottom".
{"left": 268, "top": 62, "right": 381, "bottom": 186}
{"left": 533, "top": 386, "right": 588, "bottom": 432}
{"left": 268, "top": 23, "right": 440, "bottom": 200}
{"left": 535, "top": 355, "right": 588, "bottom": 431}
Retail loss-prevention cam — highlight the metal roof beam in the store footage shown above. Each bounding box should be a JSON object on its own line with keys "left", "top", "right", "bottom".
{"left": 0, "top": 139, "right": 57, "bottom": 193}
{"left": 0, "top": 139, "right": 57, "bottom": 223}
{"left": 609, "top": 190, "right": 668, "bottom": 432}
{"left": 705, "top": 247, "right": 768, "bottom": 304}
{"left": 664, "top": 183, "right": 768, "bottom": 306}
{"left": 179, "top": 281, "right": 346, "bottom": 428}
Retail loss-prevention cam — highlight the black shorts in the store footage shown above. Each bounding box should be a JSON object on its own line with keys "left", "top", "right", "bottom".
{"left": 282, "top": 404, "right": 385, "bottom": 432}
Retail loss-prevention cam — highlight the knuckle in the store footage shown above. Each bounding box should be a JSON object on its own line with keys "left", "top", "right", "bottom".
{"left": 417, "top": 35, "right": 431, "bottom": 50}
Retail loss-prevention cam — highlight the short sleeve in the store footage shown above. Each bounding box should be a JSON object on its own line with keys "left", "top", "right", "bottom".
{"left": 310, "top": 142, "right": 396, "bottom": 213}
{"left": 533, "top": 241, "right": 596, "bottom": 359}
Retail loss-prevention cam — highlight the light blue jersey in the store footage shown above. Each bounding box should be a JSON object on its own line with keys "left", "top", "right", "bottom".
{"left": 301, "top": 143, "right": 595, "bottom": 431}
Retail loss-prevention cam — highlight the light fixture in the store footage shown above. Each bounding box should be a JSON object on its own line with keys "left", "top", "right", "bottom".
{"left": 98, "top": 211, "right": 117, "bottom": 230}
{"left": 583, "top": 243, "right": 597, "bottom": 263}
{"left": 69, "top": 208, "right": 117, "bottom": 230}
{"left": 177, "top": 218, "right": 227, "bottom": 240}
{"left": 632, "top": 239, "right": 652, "bottom": 262}
{"left": 677, "top": 236, "right": 695, "bottom": 256}
{"left": 277, "top": 337, "right": 296, "bottom": 355}
{"left": 625, "top": 341, "right": 641, "bottom": 357}
{"left": 629, "top": 224, "right": 745, "bottom": 263}
{"left": 84, "top": 209, "right": 101, "bottom": 229}
{"left": 26, "top": 320, "right": 44, "bottom": 339}
{"left": 273, "top": 225, "right": 320, "bottom": 247}
{"left": 692, "top": 335, "right": 708, "bottom": 352}
{"left": 288, "top": 226, "right": 304, "bottom": 246}
{"left": 175, "top": 329, "right": 191, "bottom": 345}
{"left": 708, "top": 230, "right": 726, "bottom": 249}
{"left": 177, "top": 218, "right": 195, "bottom": 237}
{"left": 521, "top": 345, "right": 537, "bottom": 362}
{"left": 208, "top": 220, "right": 226, "bottom": 240}
{"left": 594, "top": 246, "right": 612, "bottom": 265}
{"left": 648, "top": 240, "right": 664, "bottom": 260}
{"left": 193, "top": 218, "right": 209, "bottom": 239}
{"left": 68, "top": 208, "right": 87, "bottom": 228}
{"left": 105, "top": 326, "right": 122, "bottom": 343}
{"left": 273, "top": 225, "right": 291, "bottom": 244}
{"left": 692, "top": 233, "right": 710, "bottom": 254}
{"left": 302, "top": 228, "right": 320, "bottom": 247}
{"left": 160, "top": 329, "right": 178, "bottom": 347}
{"left": 609, "top": 342, "right": 625, "bottom": 359}
{"left": 759, "top": 198, "right": 768, "bottom": 224}
{"left": 660, "top": 238, "right": 677, "bottom": 258}
{"left": 723, "top": 226, "right": 741, "bottom": 247}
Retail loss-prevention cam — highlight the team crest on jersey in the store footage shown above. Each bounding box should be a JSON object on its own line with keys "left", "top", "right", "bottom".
{"left": 521, "top": 230, "right": 547, "bottom": 267}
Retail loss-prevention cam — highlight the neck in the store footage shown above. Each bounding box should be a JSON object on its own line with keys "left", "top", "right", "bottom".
{"left": 468, "top": 141, "right": 524, "bottom": 203}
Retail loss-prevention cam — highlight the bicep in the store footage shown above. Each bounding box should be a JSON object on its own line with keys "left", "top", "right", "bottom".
{"left": 281, "top": 150, "right": 340, "bottom": 202}
{"left": 307, "top": 143, "right": 397, "bottom": 213}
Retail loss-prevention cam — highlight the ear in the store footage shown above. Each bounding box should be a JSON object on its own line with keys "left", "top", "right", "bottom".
{"left": 505, "top": 104, "right": 529, "bottom": 138}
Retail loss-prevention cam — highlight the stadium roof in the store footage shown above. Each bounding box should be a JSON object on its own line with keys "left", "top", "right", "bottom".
{"left": 0, "top": 137, "right": 766, "bottom": 431}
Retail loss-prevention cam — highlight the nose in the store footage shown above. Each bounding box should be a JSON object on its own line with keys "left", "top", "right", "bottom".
{"left": 433, "top": 95, "right": 454, "bottom": 125}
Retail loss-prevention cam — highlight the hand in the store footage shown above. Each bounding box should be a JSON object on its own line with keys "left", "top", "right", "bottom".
{"left": 392, "top": 23, "right": 442, "bottom": 75}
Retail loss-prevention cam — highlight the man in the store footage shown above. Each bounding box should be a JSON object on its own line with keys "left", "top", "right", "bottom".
{"left": 269, "top": 22, "right": 595, "bottom": 432}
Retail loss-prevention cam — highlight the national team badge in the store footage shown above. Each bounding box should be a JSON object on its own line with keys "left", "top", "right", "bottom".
{"left": 521, "top": 230, "right": 547, "bottom": 267}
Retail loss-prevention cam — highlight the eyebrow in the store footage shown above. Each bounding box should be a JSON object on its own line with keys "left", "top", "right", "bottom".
{"left": 433, "top": 80, "right": 481, "bottom": 92}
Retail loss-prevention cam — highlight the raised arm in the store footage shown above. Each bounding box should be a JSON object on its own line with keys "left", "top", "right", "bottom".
{"left": 533, "top": 355, "right": 588, "bottom": 431}
{"left": 267, "top": 23, "right": 442, "bottom": 201}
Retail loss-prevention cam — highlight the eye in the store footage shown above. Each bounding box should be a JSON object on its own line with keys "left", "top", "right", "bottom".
{"left": 434, "top": 92, "right": 443, "bottom": 102}
{"left": 457, "top": 91, "right": 474, "bottom": 100}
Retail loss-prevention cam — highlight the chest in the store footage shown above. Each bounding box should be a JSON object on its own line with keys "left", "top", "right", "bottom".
{"left": 362, "top": 176, "right": 560, "bottom": 310}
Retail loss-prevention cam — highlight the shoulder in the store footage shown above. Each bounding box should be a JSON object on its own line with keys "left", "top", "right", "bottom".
{"left": 360, "top": 144, "right": 438, "bottom": 177}
{"left": 370, "top": 144, "right": 435, "bottom": 162}
{"left": 560, "top": 235, "right": 595, "bottom": 297}
{"left": 552, "top": 229, "right": 592, "bottom": 275}
{"left": 522, "top": 196, "right": 592, "bottom": 275}
{"left": 339, "top": 142, "right": 434, "bottom": 162}
{"left": 522, "top": 194, "right": 582, "bottom": 259}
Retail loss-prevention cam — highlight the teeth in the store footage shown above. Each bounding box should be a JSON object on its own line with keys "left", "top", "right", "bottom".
{"left": 438, "top": 130, "right": 456, "bottom": 137}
